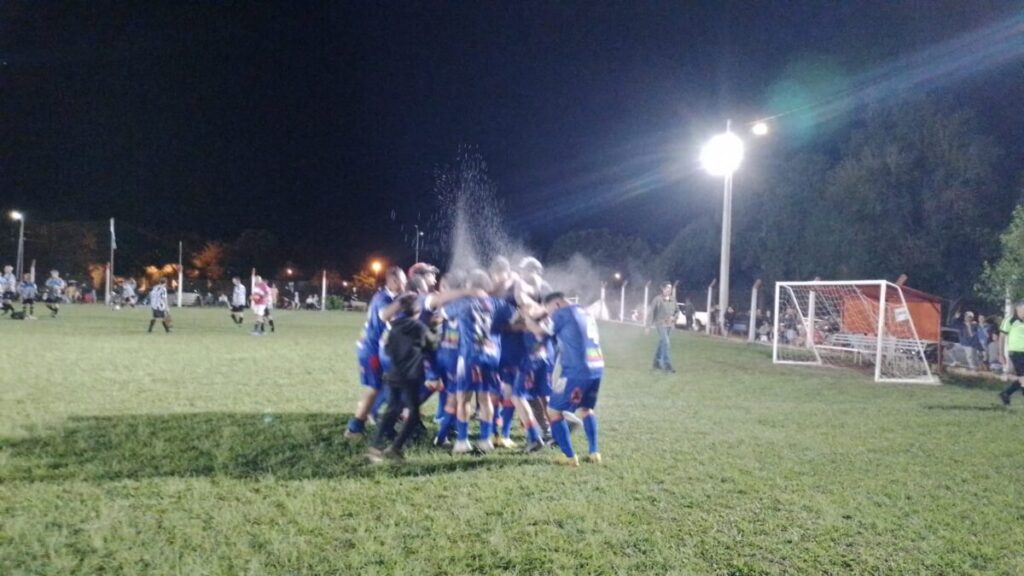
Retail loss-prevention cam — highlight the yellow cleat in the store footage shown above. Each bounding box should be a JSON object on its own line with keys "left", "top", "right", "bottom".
{"left": 584, "top": 452, "right": 602, "bottom": 464}
{"left": 496, "top": 437, "right": 517, "bottom": 449}
{"left": 553, "top": 454, "right": 580, "bottom": 467}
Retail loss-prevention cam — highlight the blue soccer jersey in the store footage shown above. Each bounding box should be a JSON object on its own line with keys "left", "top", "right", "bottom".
{"left": 45, "top": 277, "right": 66, "bottom": 298}
{"left": 549, "top": 305, "right": 604, "bottom": 380}
{"left": 436, "top": 302, "right": 461, "bottom": 376}
{"left": 491, "top": 294, "right": 527, "bottom": 370}
{"left": 451, "top": 296, "right": 500, "bottom": 369}
{"left": 356, "top": 289, "right": 395, "bottom": 360}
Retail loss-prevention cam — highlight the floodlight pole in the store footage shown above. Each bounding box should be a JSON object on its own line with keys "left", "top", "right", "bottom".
{"left": 717, "top": 122, "right": 734, "bottom": 336}
{"left": 748, "top": 279, "right": 762, "bottom": 343}
{"left": 706, "top": 279, "right": 716, "bottom": 334}
{"left": 619, "top": 280, "right": 628, "bottom": 322}
{"left": 177, "top": 240, "right": 183, "bottom": 308}
{"left": 643, "top": 281, "right": 651, "bottom": 325}
{"left": 14, "top": 216, "right": 25, "bottom": 280}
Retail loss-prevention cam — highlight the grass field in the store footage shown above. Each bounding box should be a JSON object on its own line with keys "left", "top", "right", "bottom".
{"left": 1, "top": 306, "right": 1023, "bottom": 575}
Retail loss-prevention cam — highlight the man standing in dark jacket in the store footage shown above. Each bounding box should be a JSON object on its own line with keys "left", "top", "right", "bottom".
{"left": 368, "top": 294, "right": 437, "bottom": 462}
{"left": 648, "top": 282, "right": 678, "bottom": 373}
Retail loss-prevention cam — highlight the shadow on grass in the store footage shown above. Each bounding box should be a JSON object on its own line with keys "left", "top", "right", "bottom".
{"left": 922, "top": 404, "right": 1014, "bottom": 413}
{"left": 939, "top": 371, "right": 1007, "bottom": 392}
{"left": 0, "top": 412, "right": 530, "bottom": 483}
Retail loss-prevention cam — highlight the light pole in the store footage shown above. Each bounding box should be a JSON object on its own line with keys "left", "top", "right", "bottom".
{"left": 10, "top": 211, "right": 24, "bottom": 280}
{"left": 700, "top": 121, "right": 745, "bottom": 333}
{"left": 414, "top": 225, "right": 424, "bottom": 262}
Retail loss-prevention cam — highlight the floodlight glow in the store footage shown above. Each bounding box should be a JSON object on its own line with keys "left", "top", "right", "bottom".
{"left": 613, "top": 272, "right": 622, "bottom": 280}
{"left": 700, "top": 132, "right": 744, "bottom": 177}
{"left": 10, "top": 210, "right": 23, "bottom": 221}
{"left": 751, "top": 122, "right": 769, "bottom": 136}
{"left": 370, "top": 261, "right": 382, "bottom": 274}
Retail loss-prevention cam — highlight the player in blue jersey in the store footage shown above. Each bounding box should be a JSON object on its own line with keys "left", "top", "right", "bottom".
{"left": 44, "top": 269, "right": 67, "bottom": 318}
{"left": 449, "top": 269, "right": 502, "bottom": 454}
{"left": 524, "top": 292, "right": 604, "bottom": 466}
{"left": 345, "top": 266, "right": 407, "bottom": 439}
{"left": 431, "top": 270, "right": 467, "bottom": 447}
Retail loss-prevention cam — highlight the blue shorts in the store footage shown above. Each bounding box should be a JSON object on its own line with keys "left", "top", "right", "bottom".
{"left": 358, "top": 354, "right": 383, "bottom": 391}
{"left": 515, "top": 363, "right": 551, "bottom": 399}
{"left": 549, "top": 376, "right": 601, "bottom": 412}
{"left": 456, "top": 356, "right": 483, "bottom": 391}
{"left": 497, "top": 365, "right": 520, "bottom": 394}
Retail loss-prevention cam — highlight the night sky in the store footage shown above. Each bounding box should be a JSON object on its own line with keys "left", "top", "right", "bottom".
{"left": 1, "top": 1, "right": 1022, "bottom": 270}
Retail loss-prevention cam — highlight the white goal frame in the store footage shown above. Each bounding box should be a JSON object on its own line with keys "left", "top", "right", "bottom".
{"left": 772, "top": 280, "right": 938, "bottom": 384}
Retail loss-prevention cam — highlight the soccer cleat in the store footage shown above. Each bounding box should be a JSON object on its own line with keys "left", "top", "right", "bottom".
{"left": 496, "top": 437, "right": 517, "bottom": 449}
{"left": 524, "top": 440, "right": 546, "bottom": 453}
{"left": 382, "top": 447, "right": 404, "bottom": 461}
{"left": 553, "top": 454, "right": 580, "bottom": 467}
{"left": 999, "top": 391, "right": 1011, "bottom": 406}
{"left": 366, "top": 447, "right": 385, "bottom": 464}
{"left": 452, "top": 440, "right": 473, "bottom": 454}
{"left": 432, "top": 436, "right": 452, "bottom": 449}
{"left": 584, "top": 452, "right": 602, "bottom": 464}
{"left": 343, "top": 429, "right": 364, "bottom": 440}
{"left": 475, "top": 439, "right": 494, "bottom": 453}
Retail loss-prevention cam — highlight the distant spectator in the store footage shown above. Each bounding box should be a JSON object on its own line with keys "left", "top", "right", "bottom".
{"left": 959, "top": 311, "right": 981, "bottom": 370}
{"left": 977, "top": 314, "right": 992, "bottom": 369}
{"left": 684, "top": 299, "right": 696, "bottom": 332}
{"left": 723, "top": 306, "right": 736, "bottom": 337}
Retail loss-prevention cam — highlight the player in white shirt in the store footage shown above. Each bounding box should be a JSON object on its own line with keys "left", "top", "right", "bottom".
{"left": 263, "top": 280, "right": 277, "bottom": 333}
{"left": 122, "top": 278, "right": 138, "bottom": 308}
{"left": 250, "top": 275, "right": 270, "bottom": 336}
{"left": 147, "top": 278, "right": 172, "bottom": 333}
{"left": 230, "top": 277, "right": 247, "bottom": 326}
{"left": 1, "top": 265, "right": 16, "bottom": 316}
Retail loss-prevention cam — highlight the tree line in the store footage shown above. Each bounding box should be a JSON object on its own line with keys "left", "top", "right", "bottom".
{"left": 547, "top": 99, "right": 1023, "bottom": 308}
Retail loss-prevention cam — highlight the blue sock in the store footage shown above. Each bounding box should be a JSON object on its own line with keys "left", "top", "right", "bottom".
{"left": 500, "top": 405, "right": 515, "bottom": 438}
{"left": 479, "top": 421, "right": 493, "bottom": 442}
{"left": 583, "top": 414, "right": 598, "bottom": 454}
{"left": 456, "top": 419, "right": 469, "bottom": 442}
{"left": 526, "top": 425, "right": 539, "bottom": 444}
{"left": 435, "top": 390, "right": 448, "bottom": 419}
{"left": 551, "top": 419, "right": 574, "bottom": 458}
{"left": 436, "top": 413, "right": 455, "bottom": 442}
{"left": 346, "top": 417, "right": 365, "bottom": 434}
{"left": 371, "top": 389, "right": 388, "bottom": 419}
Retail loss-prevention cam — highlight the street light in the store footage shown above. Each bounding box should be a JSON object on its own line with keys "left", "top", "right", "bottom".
{"left": 701, "top": 121, "right": 745, "bottom": 333}
{"left": 9, "top": 211, "right": 24, "bottom": 280}
{"left": 413, "top": 224, "right": 424, "bottom": 262}
{"left": 751, "top": 121, "right": 769, "bottom": 136}
{"left": 613, "top": 272, "right": 622, "bottom": 281}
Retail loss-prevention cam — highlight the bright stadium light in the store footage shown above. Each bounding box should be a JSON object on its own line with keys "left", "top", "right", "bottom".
{"left": 751, "top": 121, "right": 769, "bottom": 136}
{"left": 701, "top": 122, "right": 745, "bottom": 335}
{"left": 700, "top": 131, "right": 745, "bottom": 177}
{"left": 370, "top": 260, "right": 382, "bottom": 275}
{"left": 613, "top": 272, "right": 622, "bottom": 281}
{"left": 10, "top": 210, "right": 23, "bottom": 221}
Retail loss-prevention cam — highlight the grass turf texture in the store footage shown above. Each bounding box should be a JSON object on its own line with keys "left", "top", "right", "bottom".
{"left": 1, "top": 307, "right": 1022, "bottom": 575}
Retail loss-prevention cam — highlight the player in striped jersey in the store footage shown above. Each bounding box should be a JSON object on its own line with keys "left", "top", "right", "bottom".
{"left": 229, "top": 277, "right": 246, "bottom": 326}
{"left": 147, "top": 278, "right": 172, "bottom": 333}
{"left": 17, "top": 273, "right": 37, "bottom": 319}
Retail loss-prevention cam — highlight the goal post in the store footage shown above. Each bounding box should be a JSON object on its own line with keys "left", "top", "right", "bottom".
{"left": 772, "top": 280, "right": 940, "bottom": 384}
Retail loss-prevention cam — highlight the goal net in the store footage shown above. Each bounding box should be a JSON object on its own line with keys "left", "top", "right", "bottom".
{"left": 772, "top": 281, "right": 939, "bottom": 384}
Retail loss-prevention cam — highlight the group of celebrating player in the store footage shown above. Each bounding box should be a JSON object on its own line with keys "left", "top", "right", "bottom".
{"left": 1, "top": 265, "right": 68, "bottom": 320}
{"left": 345, "top": 256, "right": 605, "bottom": 467}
